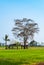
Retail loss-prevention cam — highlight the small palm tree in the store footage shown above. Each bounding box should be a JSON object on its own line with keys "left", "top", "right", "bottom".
{"left": 4, "top": 34, "right": 10, "bottom": 49}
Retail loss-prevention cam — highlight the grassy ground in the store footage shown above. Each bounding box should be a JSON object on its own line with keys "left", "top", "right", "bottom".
{"left": 0, "top": 47, "right": 44, "bottom": 65}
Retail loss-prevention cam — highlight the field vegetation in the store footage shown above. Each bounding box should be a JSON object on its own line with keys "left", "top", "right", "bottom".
{"left": 0, "top": 47, "right": 44, "bottom": 65}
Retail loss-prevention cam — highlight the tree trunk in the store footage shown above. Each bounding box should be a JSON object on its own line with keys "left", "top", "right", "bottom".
{"left": 24, "top": 37, "right": 27, "bottom": 49}
{"left": 5, "top": 41, "right": 7, "bottom": 49}
{"left": 16, "top": 43, "right": 18, "bottom": 49}
{"left": 24, "top": 43, "right": 26, "bottom": 49}
{"left": 24, "top": 36, "right": 28, "bottom": 49}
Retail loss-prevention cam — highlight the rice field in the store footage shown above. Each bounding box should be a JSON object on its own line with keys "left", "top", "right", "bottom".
{"left": 0, "top": 47, "right": 44, "bottom": 65}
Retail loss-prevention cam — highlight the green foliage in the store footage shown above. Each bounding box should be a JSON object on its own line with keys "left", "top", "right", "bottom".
{"left": 15, "top": 42, "right": 20, "bottom": 45}
{"left": 0, "top": 47, "right": 44, "bottom": 65}
{"left": 4, "top": 34, "right": 10, "bottom": 41}
{"left": 30, "top": 40, "right": 37, "bottom": 47}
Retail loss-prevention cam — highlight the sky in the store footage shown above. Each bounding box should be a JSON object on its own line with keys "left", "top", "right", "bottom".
{"left": 0, "top": 0, "right": 44, "bottom": 43}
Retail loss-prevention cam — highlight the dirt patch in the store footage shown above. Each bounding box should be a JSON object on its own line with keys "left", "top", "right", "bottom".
{"left": 32, "top": 62, "right": 44, "bottom": 65}
{"left": 37, "top": 62, "right": 44, "bottom": 65}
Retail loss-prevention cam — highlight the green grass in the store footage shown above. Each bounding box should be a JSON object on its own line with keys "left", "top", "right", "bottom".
{"left": 0, "top": 47, "right": 44, "bottom": 65}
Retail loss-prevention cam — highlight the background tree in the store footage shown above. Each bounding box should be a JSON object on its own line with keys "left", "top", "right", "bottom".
{"left": 29, "top": 40, "right": 37, "bottom": 47}
{"left": 12, "top": 18, "right": 39, "bottom": 49}
{"left": 4, "top": 34, "right": 10, "bottom": 49}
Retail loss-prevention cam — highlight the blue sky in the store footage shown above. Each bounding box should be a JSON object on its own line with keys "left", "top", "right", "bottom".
{"left": 0, "top": 0, "right": 44, "bottom": 43}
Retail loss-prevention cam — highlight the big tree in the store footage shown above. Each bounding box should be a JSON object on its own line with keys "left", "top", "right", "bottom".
{"left": 12, "top": 18, "right": 39, "bottom": 49}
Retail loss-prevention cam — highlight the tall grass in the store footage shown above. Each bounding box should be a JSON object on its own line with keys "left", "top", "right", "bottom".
{"left": 0, "top": 47, "right": 44, "bottom": 65}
